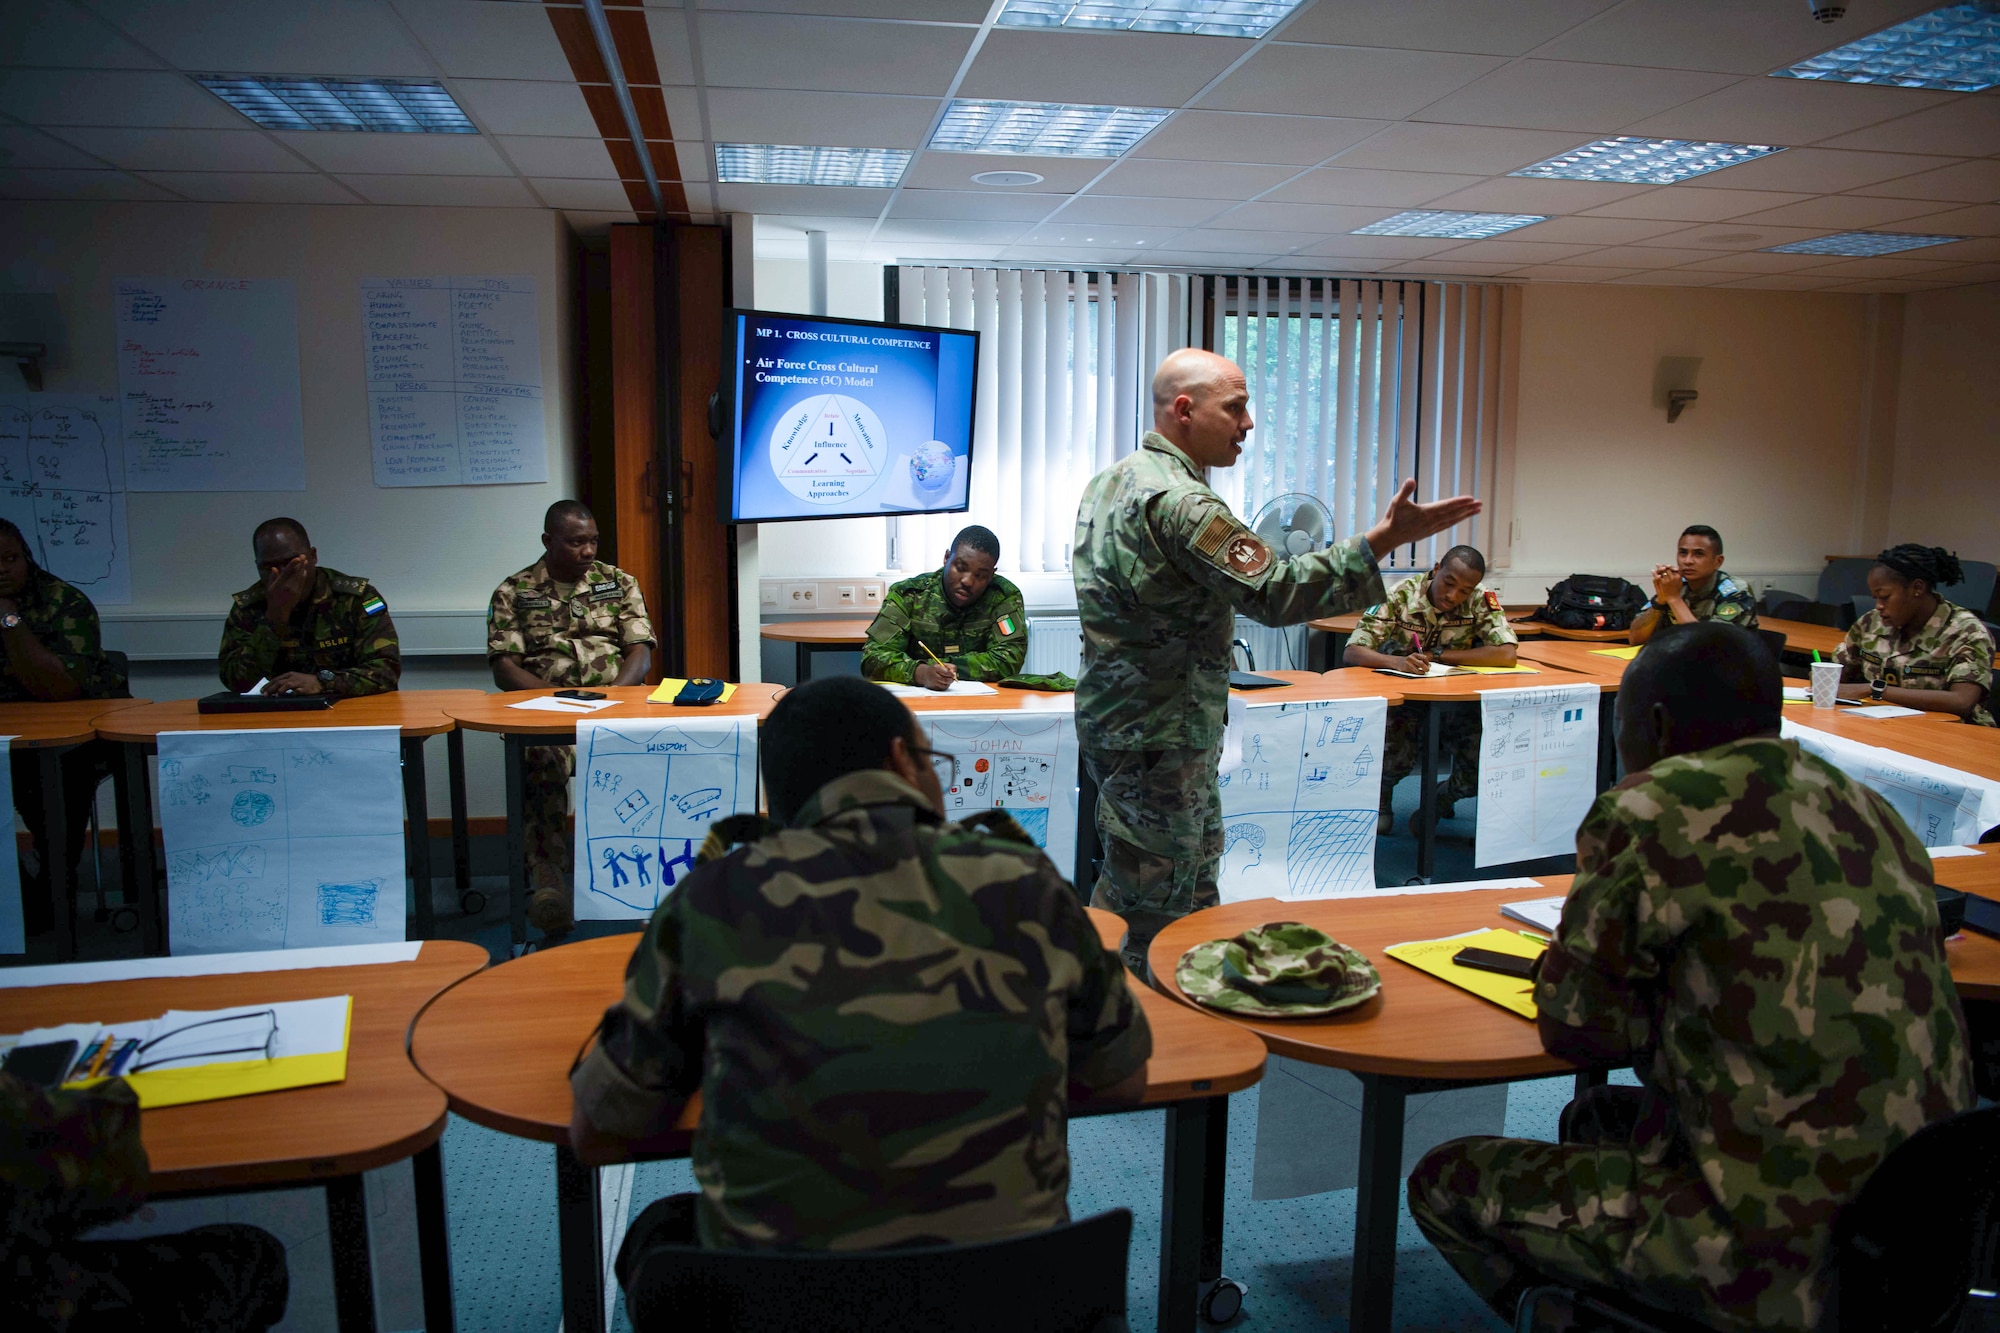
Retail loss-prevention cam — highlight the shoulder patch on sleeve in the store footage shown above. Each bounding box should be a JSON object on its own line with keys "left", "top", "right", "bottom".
{"left": 996, "top": 614, "right": 1020, "bottom": 638}
{"left": 1713, "top": 601, "right": 1742, "bottom": 620}
{"left": 1192, "top": 510, "right": 1236, "bottom": 560}
{"left": 1483, "top": 589, "right": 1502, "bottom": 611}
{"left": 1221, "top": 530, "right": 1273, "bottom": 578}
{"left": 361, "top": 595, "right": 386, "bottom": 617}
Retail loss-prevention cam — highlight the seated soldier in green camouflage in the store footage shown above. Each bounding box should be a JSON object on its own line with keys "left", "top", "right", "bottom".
{"left": 1628, "top": 524, "right": 1757, "bottom": 645}
{"left": 218, "top": 518, "right": 401, "bottom": 698}
{"left": 1836, "top": 543, "right": 1994, "bottom": 726}
{"left": 1341, "top": 544, "right": 1516, "bottom": 834}
{"left": 1410, "top": 622, "right": 1973, "bottom": 1333}
{"left": 861, "top": 524, "right": 1026, "bottom": 689}
{"left": 570, "top": 675, "right": 1151, "bottom": 1265}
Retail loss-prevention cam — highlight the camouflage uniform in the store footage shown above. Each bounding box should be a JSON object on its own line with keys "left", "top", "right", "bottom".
{"left": 1072, "top": 431, "right": 1384, "bottom": 949}
{"left": 1409, "top": 735, "right": 1973, "bottom": 1332}
{"left": 487, "top": 558, "right": 656, "bottom": 884}
{"left": 1, "top": 1074, "right": 288, "bottom": 1330}
{"left": 570, "top": 767, "right": 1151, "bottom": 1251}
{"left": 217, "top": 567, "right": 401, "bottom": 697}
{"left": 1836, "top": 600, "right": 1995, "bottom": 728}
{"left": 1349, "top": 573, "right": 1517, "bottom": 809}
{"left": 860, "top": 568, "right": 1028, "bottom": 684}
{"left": 1636, "top": 570, "right": 1758, "bottom": 633}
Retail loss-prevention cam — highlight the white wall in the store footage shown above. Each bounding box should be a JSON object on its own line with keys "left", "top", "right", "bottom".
{"left": 1889, "top": 280, "right": 2000, "bottom": 562}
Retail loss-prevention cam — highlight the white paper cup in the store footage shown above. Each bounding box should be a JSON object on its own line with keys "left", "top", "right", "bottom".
{"left": 1811, "top": 661, "right": 1842, "bottom": 709}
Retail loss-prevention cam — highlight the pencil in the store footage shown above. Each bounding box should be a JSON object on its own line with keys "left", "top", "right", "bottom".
{"left": 916, "top": 640, "right": 948, "bottom": 667}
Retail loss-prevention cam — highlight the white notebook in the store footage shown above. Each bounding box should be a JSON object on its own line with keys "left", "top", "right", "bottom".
{"left": 1499, "top": 895, "right": 1566, "bottom": 935}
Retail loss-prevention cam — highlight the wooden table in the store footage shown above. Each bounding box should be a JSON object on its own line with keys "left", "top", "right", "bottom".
{"left": 96, "top": 691, "right": 487, "bottom": 953}
{"left": 758, "top": 618, "right": 870, "bottom": 682}
{"left": 1518, "top": 639, "right": 1635, "bottom": 680}
{"left": 1, "top": 939, "right": 486, "bottom": 1333}
{"left": 1304, "top": 607, "right": 1544, "bottom": 668}
{"left": 0, "top": 698, "right": 149, "bottom": 959}
{"left": 444, "top": 685, "right": 787, "bottom": 946}
{"left": 1935, "top": 848, "right": 2000, "bottom": 998}
{"left": 1786, "top": 707, "right": 2000, "bottom": 780}
{"left": 1762, "top": 616, "right": 1846, "bottom": 660}
{"left": 412, "top": 931, "right": 1264, "bottom": 1333}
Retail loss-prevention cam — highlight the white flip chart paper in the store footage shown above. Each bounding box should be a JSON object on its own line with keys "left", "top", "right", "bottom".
{"left": 1782, "top": 718, "right": 2000, "bottom": 847}
{"left": 1476, "top": 683, "right": 1601, "bottom": 867}
{"left": 1218, "top": 696, "right": 1388, "bottom": 903}
{"left": 918, "top": 710, "right": 1080, "bottom": 876}
{"left": 362, "top": 275, "right": 548, "bottom": 487}
{"left": 157, "top": 727, "right": 405, "bottom": 955}
{"left": 0, "top": 737, "right": 20, "bottom": 954}
{"left": 116, "top": 278, "right": 305, "bottom": 492}
{"left": 572, "top": 715, "right": 758, "bottom": 920}
{"left": 0, "top": 394, "right": 130, "bottom": 604}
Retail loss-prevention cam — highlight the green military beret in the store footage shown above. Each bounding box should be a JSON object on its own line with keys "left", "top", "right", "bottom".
{"left": 1176, "top": 921, "right": 1381, "bottom": 1018}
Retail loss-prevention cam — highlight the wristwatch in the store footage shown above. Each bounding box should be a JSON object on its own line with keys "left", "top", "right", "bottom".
{"left": 0, "top": 612, "right": 20, "bottom": 631}
{"left": 1870, "top": 678, "right": 1886, "bottom": 702}
{"left": 316, "top": 669, "right": 336, "bottom": 692}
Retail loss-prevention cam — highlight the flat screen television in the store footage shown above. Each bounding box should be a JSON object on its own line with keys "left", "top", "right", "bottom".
{"left": 720, "top": 309, "right": 979, "bottom": 524}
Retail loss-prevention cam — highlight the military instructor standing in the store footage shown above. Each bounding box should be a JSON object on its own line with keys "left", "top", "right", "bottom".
{"left": 1074, "top": 348, "right": 1481, "bottom": 965}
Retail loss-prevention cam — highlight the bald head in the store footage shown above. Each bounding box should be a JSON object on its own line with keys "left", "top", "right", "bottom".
{"left": 1151, "top": 348, "right": 1252, "bottom": 470}
{"left": 1617, "top": 622, "right": 1781, "bottom": 774}
{"left": 1152, "top": 348, "right": 1237, "bottom": 411}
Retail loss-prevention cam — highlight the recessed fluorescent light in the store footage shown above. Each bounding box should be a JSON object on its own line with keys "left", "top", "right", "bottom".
{"left": 996, "top": 0, "right": 1306, "bottom": 38}
{"left": 715, "top": 144, "right": 911, "bottom": 188}
{"left": 1763, "top": 231, "right": 1967, "bottom": 256}
{"left": 930, "top": 99, "right": 1170, "bottom": 158}
{"left": 195, "top": 75, "right": 476, "bottom": 132}
{"left": 1774, "top": 2, "right": 2000, "bottom": 91}
{"left": 1353, "top": 210, "right": 1547, "bottom": 239}
{"left": 1511, "top": 137, "right": 1784, "bottom": 185}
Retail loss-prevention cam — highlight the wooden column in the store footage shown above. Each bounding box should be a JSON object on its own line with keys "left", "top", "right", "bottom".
{"left": 607, "top": 223, "right": 664, "bottom": 682}
{"left": 662, "top": 224, "right": 732, "bottom": 678}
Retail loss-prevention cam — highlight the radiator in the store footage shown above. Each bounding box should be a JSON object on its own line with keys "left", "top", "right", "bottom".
{"left": 1025, "top": 616, "right": 1084, "bottom": 676}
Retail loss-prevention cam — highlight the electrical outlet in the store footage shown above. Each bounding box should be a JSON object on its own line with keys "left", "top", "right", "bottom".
{"left": 759, "top": 581, "right": 780, "bottom": 609}
{"left": 782, "top": 582, "right": 816, "bottom": 609}
{"left": 861, "top": 581, "right": 884, "bottom": 606}
{"left": 834, "top": 584, "right": 858, "bottom": 606}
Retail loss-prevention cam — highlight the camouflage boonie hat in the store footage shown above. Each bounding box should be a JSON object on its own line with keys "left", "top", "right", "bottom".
{"left": 1177, "top": 922, "right": 1382, "bottom": 1018}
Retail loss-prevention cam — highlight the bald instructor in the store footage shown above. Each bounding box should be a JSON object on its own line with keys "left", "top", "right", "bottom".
{"left": 1074, "top": 348, "right": 1481, "bottom": 967}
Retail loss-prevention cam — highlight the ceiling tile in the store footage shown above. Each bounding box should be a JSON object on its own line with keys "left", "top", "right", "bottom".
{"left": 1711, "top": 274, "right": 1848, "bottom": 290}
{"left": 706, "top": 89, "right": 939, "bottom": 149}
{"left": 1198, "top": 44, "right": 1503, "bottom": 120}
{"left": 873, "top": 219, "right": 1031, "bottom": 243}
{"left": 1105, "top": 249, "right": 1236, "bottom": 267}
{"left": 1891, "top": 204, "right": 2000, "bottom": 236}
{"left": 1927, "top": 261, "right": 2000, "bottom": 282}
{"left": 1089, "top": 158, "right": 1296, "bottom": 200}
{"left": 1678, "top": 251, "right": 1853, "bottom": 273}
{"left": 1272, "top": 256, "right": 1403, "bottom": 273}
{"left": 1207, "top": 200, "right": 1397, "bottom": 232}
{"left": 1, "top": 0, "right": 165, "bottom": 68}
{"left": 1638, "top": 222, "right": 1831, "bottom": 250}
{"left": 1731, "top": 195, "right": 1944, "bottom": 228}
{"left": 902, "top": 152, "right": 1104, "bottom": 193}
{"left": 1817, "top": 98, "right": 2000, "bottom": 157}
{"left": 48, "top": 127, "right": 310, "bottom": 173}
{"left": 1414, "top": 60, "right": 1738, "bottom": 133}
{"left": 0, "top": 167, "right": 179, "bottom": 200}
{"left": 888, "top": 189, "right": 1065, "bottom": 221}
{"left": 1277, "top": 0, "right": 1619, "bottom": 57}
{"left": 699, "top": 15, "right": 972, "bottom": 94}
{"left": 1696, "top": 148, "right": 1960, "bottom": 194}
{"left": 393, "top": 0, "right": 574, "bottom": 81}
{"left": 663, "top": 88, "right": 704, "bottom": 139}
{"left": 1508, "top": 264, "right": 1646, "bottom": 282}
{"left": 0, "top": 69, "right": 249, "bottom": 129}
{"left": 1053, "top": 193, "right": 1233, "bottom": 227}
{"left": 0, "top": 125, "right": 110, "bottom": 171}
{"left": 1578, "top": 186, "right": 1812, "bottom": 221}
{"left": 1534, "top": 0, "right": 1939, "bottom": 76}
{"left": 495, "top": 135, "right": 618, "bottom": 180}
{"left": 1390, "top": 259, "right": 1517, "bottom": 275}
{"left": 131, "top": 171, "right": 358, "bottom": 203}
{"left": 1296, "top": 234, "right": 1466, "bottom": 259}
{"left": 1134, "top": 112, "right": 1386, "bottom": 166}
{"left": 1329, "top": 122, "right": 1589, "bottom": 175}
{"left": 528, "top": 178, "right": 638, "bottom": 211}
{"left": 1558, "top": 245, "right": 1725, "bottom": 267}
{"left": 1884, "top": 236, "right": 2000, "bottom": 262}
{"left": 961, "top": 30, "right": 1247, "bottom": 107}
{"left": 1846, "top": 159, "right": 2000, "bottom": 203}
{"left": 647, "top": 9, "right": 696, "bottom": 86}
{"left": 669, "top": 142, "right": 710, "bottom": 182}
{"left": 1801, "top": 255, "right": 1962, "bottom": 278}
{"left": 886, "top": 242, "right": 1008, "bottom": 262}
{"left": 88, "top": 0, "right": 433, "bottom": 76}
{"left": 1016, "top": 222, "right": 1184, "bottom": 248}
{"left": 996, "top": 244, "right": 1143, "bottom": 265}
{"left": 1420, "top": 176, "right": 1652, "bottom": 212}
{"left": 713, "top": 182, "right": 890, "bottom": 216}
{"left": 451, "top": 79, "right": 602, "bottom": 138}
{"left": 1622, "top": 77, "right": 1955, "bottom": 146}
{"left": 337, "top": 174, "right": 540, "bottom": 206}
{"left": 1504, "top": 215, "right": 1688, "bottom": 244}
{"left": 1606, "top": 269, "right": 1732, "bottom": 286}
{"left": 1264, "top": 167, "right": 1483, "bottom": 206}
{"left": 276, "top": 132, "right": 513, "bottom": 176}
{"left": 1171, "top": 228, "right": 1318, "bottom": 254}
{"left": 1823, "top": 278, "right": 1960, "bottom": 291}
{"left": 1434, "top": 238, "right": 1601, "bottom": 263}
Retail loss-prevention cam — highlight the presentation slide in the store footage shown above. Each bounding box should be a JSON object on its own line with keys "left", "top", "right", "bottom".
{"left": 727, "top": 311, "right": 977, "bottom": 522}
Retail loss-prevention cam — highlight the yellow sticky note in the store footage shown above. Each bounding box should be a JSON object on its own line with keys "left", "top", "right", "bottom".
{"left": 1458, "top": 665, "right": 1540, "bottom": 675}
{"left": 1589, "top": 645, "right": 1642, "bottom": 661}
{"left": 1383, "top": 928, "right": 1544, "bottom": 1020}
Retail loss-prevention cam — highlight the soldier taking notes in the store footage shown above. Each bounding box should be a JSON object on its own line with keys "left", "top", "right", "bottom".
{"left": 1072, "top": 347, "right": 1480, "bottom": 967}
{"left": 861, "top": 524, "right": 1027, "bottom": 689}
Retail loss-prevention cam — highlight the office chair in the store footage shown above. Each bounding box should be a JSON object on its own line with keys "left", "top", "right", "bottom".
{"left": 1754, "top": 627, "right": 1788, "bottom": 669}
{"left": 1767, "top": 599, "right": 1843, "bottom": 629}
{"left": 1818, "top": 558, "right": 1875, "bottom": 628}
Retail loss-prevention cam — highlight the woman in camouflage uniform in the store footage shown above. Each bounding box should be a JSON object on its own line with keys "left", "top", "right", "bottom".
{"left": 1835, "top": 544, "right": 1994, "bottom": 727}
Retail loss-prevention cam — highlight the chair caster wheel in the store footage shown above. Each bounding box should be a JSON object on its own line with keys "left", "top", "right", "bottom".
{"left": 460, "top": 890, "right": 486, "bottom": 916}
{"left": 1199, "top": 1276, "right": 1246, "bottom": 1324}
{"left": 112, "top": 907, "right": 139, "bottom": 934}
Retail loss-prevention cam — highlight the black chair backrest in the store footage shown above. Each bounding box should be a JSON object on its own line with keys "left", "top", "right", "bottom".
{"left": 1754, "top": 628, "right": 1787, "bottom": 668}
{"left": 1768, "top": 599, "right": 1842, "bottom": 629}
{"left": 104, "top": 648, "right": 133, "bottom": 699}
{"left": 1759, "top": 589, "right": 1812, "bottom": 616}
{"left": 1827, "top": 1105, "right": 2000, "bottom": 1333}
{"left": 626, "top": 1208, "right": 1133, "bottom": 1333}
{"left": 1818, "top": 558, "right": 1875, "bottom": 615}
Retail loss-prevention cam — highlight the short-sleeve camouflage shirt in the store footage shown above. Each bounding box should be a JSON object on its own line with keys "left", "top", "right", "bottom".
{"left": 570, "top": 768, "right": 1152, "bottom": 1251}
{"left": 1640, "top": 570, "right": 1758, "bottom": 630}
{"left": 0, "top": 567, "right": 127, "bottom": 703}
{"left": 1347, "top": 573, "right": 1517, "bottom": 656}
{"left": 487, "top": 557, "right": 655, "bottom": 689}
{"left": 860, "top": 568, "right": 1028, "bottom": 685}
{"left": 1836, "top": 600, "right": 1994, "bottom": 727}
{"left": 218, "top": 566, "right": 401, "bottom": 698}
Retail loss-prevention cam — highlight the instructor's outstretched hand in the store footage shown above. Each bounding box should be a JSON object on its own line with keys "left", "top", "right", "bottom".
{"left": 1364, "top": 479, "right": 1483, "bottom": 560}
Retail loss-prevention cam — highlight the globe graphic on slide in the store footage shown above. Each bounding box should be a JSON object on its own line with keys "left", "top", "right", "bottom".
{"left": 910, "top": 440, "right": 954, "bottom": 493}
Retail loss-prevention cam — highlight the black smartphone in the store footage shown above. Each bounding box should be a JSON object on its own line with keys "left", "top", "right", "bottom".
{"left": 1452, "top": 947, "right": 1538, "bottom": 980}
{"left": 553, "top": 690, "right": 607, "bottom": 701}
{"left": 3, "top": 1039, "right": 79, "bottom": 1088}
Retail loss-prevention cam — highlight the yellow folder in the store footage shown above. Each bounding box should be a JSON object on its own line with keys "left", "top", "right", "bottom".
{"left": 648, "top": 678, "right": 739, "bottom": 705}
{"left": 1457, "top": 665, "right": 1540, "bottom": 674}
{"left": 1383, "top": 928, "right": 1545, "bottom": 1021}
{"left": 71, "top": 998, "right": 352, "bottom": 1110}
{"left": 1589, "top": 645, "right": 1642, "bottom": 661}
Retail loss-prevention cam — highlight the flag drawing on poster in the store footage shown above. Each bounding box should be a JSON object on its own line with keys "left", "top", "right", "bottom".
{"left": 0, "top": 737, "right": 20, "bottom": 954}
{"left": 1476, "top": 683, "right": 1600, "bottom": 867}
{"left": 116, "top": 278, "right": 305, "bottom": 492}
{"left": 573, "top": 715, "right": 758, "bottom": 920}
{"left": 917, "top": 710, "right": 1080, "bottom": 875}
{"left": 0, "top": 394, "right": 131, "bottom": 604}
{"left": 157, "top": 727, "right": 405, "bottom": 955}
{"left": 1782, "top": 719, "right": 2000, "bottom": 847}
{"left": 1218, "top": 696, "right": 1388, "bottom": 903}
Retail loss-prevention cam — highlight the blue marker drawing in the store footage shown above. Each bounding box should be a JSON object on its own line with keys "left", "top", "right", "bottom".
{"left": 230, "top": 789, "right": 274, "bottom": 827}
{"left": 317, "top": 879, "right": 381, "bottom": 926}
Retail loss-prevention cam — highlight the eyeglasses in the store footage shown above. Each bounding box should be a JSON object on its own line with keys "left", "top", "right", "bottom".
{"left": 130, "top": 1009, "right": 279, "bottom": 1073}
{"left": 913, "top": 745, "right": 960, "bottom": 789}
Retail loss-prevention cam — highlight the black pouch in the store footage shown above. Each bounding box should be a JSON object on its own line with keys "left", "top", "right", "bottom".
{"left": 674, "top": 678, "right": 726, "bottom": 706}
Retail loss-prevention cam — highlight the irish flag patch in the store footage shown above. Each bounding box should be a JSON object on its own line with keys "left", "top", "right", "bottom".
{"left": 996, "top": 615, "right": 1018, "bottom": 638}
{"left": 362, "top": 597, "right": 386, "bottom": 616}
